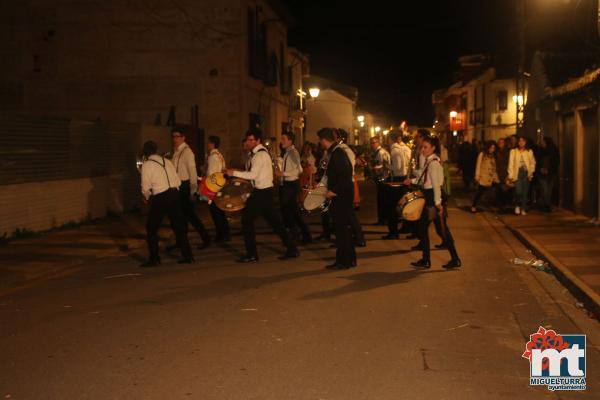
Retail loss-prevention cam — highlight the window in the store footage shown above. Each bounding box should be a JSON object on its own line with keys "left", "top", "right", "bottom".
{"left": 469, "top": 110, "right": 475, "bottom": 125}
{"left": 247, "top": 8, "right": 266, "bottom": 80}
{"left": 249, "top": 113, "right": 262, "bottom": 130}
{"left": 496, "top": 90, "right": 508, "bottom": 111}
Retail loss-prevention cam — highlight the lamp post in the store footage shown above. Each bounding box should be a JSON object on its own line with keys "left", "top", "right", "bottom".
{"left": 309, "top": 87, "right": 320, "bottom": 99}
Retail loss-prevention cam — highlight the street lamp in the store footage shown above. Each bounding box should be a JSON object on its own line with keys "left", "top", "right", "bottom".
{"left": 383, "top": 130, "right": 389, "bottom": 136}
{"left": 449, "top": 111, "right": 458, "bottom": 118}
{"left": 357, "top": 115, "right": 365, "bottom": 123}
{"left": 375, "top": 126, "right": 381, "bottom": 133}
{"left": 309, "top": 87, "right": 320, "bottom": 99}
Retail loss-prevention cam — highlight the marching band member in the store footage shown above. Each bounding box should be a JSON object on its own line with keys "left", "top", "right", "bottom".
{"left": 409, "top": 135, "right": 461, "bottom": 269}
{"left": 369, "top": 136, "right": 390, "bottom": 225}
{"left": 170, "top": 129, "right": 211, "bottom": 250}
{"left": 205, "top": 135, "right": 230, "bottom": 242}
{"left": 226, "top": 129, "right": 299, "bottom": 263}
{"left": 382, "top": 131, "right": 412, "bottom": 240}
{"left": 335, "top": 129, "right": 365, "bottom": 247}
{"left": 140, "top": 141, "right": 193, "bottom": 267}
{"left": 318, "top": 128, "right": 356, "bottom": 270}
{"left": 275, "top": 132, "right": 312, "bottom": 244}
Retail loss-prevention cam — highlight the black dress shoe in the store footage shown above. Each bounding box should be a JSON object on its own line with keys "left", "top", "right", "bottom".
{"left": 381, "top": 234, "right": 399, "bottom": 240}
{"left": 325, "top": 263, "right": 350, "bottom": 270}
{"left": 278, "top": 250, "right": 299, "bottom": 260}
{"left": 406, "top": 234, "right": 418, "bottom": 240}
{"left": 314, "top": 234, "right": 331, "bottom": 242}
{"left": 329, "top": 243, "right": 337, "bottom": 249}
{"left": 411, "top": 259, "right": 431, "bottom": 268}
{"left": 434, "top": 243, "right": 447, "bottom": 250}
{"left": 355, "top": 241, "right": 366, "bottom": 247}
{"left": 443, "top": 259, "right": 462, "bottom": 269}
{"left": 140, "top": 259, "right": 161, "bottom": 268}
{"left": 237, "top": 255, "right": 259, "bottom": 263}
{"left": 177, "top": 257, "right": 195, "bottom": 264}
{"left": 410, "top": 244, "right": 424, "bottom": 251}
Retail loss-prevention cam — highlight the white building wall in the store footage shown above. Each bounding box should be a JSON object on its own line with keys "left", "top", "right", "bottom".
{"left": 305, "top": 89, "right": 355, "bottom": 143}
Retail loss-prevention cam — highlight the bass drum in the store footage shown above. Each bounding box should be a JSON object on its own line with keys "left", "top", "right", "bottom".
{"left": 198, "top": 172, "right": 226, "bottom": 202}
{"left": 397, "top": 190, "right": 425, "bottom": 221}
{"left": 214, "top": 178, "right": 253, "bottom": 212}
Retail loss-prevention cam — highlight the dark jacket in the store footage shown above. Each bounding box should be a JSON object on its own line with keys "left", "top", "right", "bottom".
{"left": 496, "top": 147, "right": 510, "bottom": 182}
{"left": 326, "top": 145, "right": 354, "bottom": 201}
{"left": 538, "top": 146, "right": 560, "bottom": 178}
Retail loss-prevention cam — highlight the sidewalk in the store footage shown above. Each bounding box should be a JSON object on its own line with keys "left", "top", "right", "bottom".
{"left": 499, "top": 209, "right": 600, "bottom": 318}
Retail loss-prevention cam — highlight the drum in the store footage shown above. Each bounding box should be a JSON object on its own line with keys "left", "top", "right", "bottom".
{"left": 198, "top": 172, "right": 226, "bottom": 202}
{"left": 302, "top": 185, "right": 330, "bottom": 213}
{"left": 214, "top": 178, "right": 253, "bottom": 212}
{"left": 397, "top": 190, "right": 425, "bottom": 221}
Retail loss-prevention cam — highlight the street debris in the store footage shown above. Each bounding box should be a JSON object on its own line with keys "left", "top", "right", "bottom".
{"left": 575, "top": 302, "right": 585, "bottom": 309}
{"left": 446, "top": 323, "right": 469, "bottom": 331}
{"left": 511, "top": 258, "right": 552, "bottom": 273}
{"left": 241, "top": 308, "right": 258, "bottom": 311}
{"left": 104, "top": 273, "right": 142, "bottom": 280}
{"left": 63, "top": 305, "right": 72, "bottom": 309}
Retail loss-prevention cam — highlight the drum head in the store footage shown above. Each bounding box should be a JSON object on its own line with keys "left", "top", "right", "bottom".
{"left": 214, "top": 178, "right": 253, "bottom": 212}
{"left": 303, "top": 186, "right": 328, "bottom": 211}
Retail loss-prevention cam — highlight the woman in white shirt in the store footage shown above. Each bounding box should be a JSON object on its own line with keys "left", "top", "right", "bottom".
{"left": 410, "top": 135, "right": 461, "bottom": 270}
{"left": 507, "top": 136, "right": 536, "bottom": 215}
{"left": 471, "top": 141, "right": 500, "bottom": 213}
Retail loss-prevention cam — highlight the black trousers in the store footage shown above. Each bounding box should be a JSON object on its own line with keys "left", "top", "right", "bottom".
{"left": 147, "top": 189, "right": 192, "bottom": 262}
{"left": 280, "top": 181, "right": 311, "bottom": 240}
{"left": 179, "top": 180, "right": 210, "bottom": 244}
{"left": 209, "top": 201, "right": 230, "bottom": 240}
{"left": 386, "top": 178, "right": 407, "bottom": 235}
{"left": 418, "top": 189, "right": 459, "bottom": 263}
{"left": 331, "top": 196, "right": 356, "bottom": 266}
{"left": 241, "top": 188, "right": 296, "bottom": 257}
{"left": 350, "top": 208, "right": 365, "bottom": 244}
{"left": 321, "top": 211, "right": 332, "bottom": 239}
{"left": 376, "top": 182, "right": 387, "bottom": 223}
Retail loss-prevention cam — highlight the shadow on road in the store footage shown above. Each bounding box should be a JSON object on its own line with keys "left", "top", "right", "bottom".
{"left": 301, "top": 269, "right": 445, "bottom": 300}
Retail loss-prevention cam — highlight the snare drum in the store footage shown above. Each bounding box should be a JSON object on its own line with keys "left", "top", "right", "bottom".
{"left": 198, "top": 172, "right": 226, "bottom": 202}
{"left": 302, "top": 185, "right": 330, "bottom": 213}
{"left": 397, "top": 190, "right": 425, "bottom": 221}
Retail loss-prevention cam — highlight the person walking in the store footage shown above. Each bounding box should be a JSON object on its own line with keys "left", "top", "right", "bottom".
{"left": 508, "top": 136, "right": 536, "bottom": 215}
{"left": 276, "top": 131, "right": 312, "bottom": 244}
{"left": 170, "top": 129, "right": 211, "bottom": 250}
{"left": 471, "top": 141, "right": 500, "bottom": 213}
{"left": 382, "top": 131, "right": 411, "bottom": 239}
{"left": 537, "top": 137, "right": 560, "bottom": 212}
{"left": 318, "top": 128, "right": 357, "bottom": 270}
{"left": 369, "top": 136, "right": 391, "bottom": 225}
{"left": 495, "top": 137, "right": 511, "bottom": 212}
{"left": 410, "top": 135, "right": 461, "bottom": 269}
{"left": 226, "top": 129, "right": 299, "bottom": 263}
{"left": 205, "top": 135, "right": 230, "bottom": 242}
{"left": 140, "top": 141, "right": 193, "bottom": 267}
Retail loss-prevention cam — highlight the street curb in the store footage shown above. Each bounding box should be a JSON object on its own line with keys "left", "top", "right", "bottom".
{"left": 504, "top": 223, "right": 600, "bottom": 319}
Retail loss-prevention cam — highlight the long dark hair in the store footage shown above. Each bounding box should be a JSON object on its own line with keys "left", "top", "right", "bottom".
{"left": 422, "top": 135, "right": 441, "bottom": 156}
{"left": 482, "top": 140, "right": 496, "bottom": 156}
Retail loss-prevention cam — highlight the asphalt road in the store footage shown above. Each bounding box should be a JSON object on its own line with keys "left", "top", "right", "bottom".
{"left": 1, "top": 184, "right": 599, "bottom": 400}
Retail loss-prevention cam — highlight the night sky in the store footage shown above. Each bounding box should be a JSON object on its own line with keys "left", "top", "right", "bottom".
{"left": 284, "top": 0, "right": 598, "bottom": 126}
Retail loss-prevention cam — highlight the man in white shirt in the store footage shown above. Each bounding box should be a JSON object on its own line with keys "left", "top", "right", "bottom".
{"left": 275, "top": 131, "right": 312, "bottom": 244}
{"left": 140, "top": 141, "right": 193, "bottom": 267}
{"left": 205, "top": 135, "right": 230, "bottom": 242}
{"left": 369, "top": 137, "right": 390, "bottom": 225}
{"left": 383, "top": 132, "right": 412, "bottom": 239}
{"left": 170, "top": 129, "right": 211, "bottom": 250}
{"left": 226, "top": 129, "right": 298, "bottom": 263}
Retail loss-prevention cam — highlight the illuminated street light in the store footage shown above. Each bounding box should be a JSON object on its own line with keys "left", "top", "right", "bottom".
{"left": 383, "top": 130, "right": 389, "bottom": 135}
{"left": 375, "top": 126, "right": 381, "bottom": 133}
{"left": 453, "top": 130, "right": 458, "bottom": 137}
{"left": 449, "top": 111, "right": 458, "bottom": 118}
{"left": 512, "top": 95, "right": 524, "bottom": 105}
{"left": 357, "top": 115, "right": 365, "bottom": 123}
{"left": 309, "top": 87, "right": 320, "bottom": 98}
{"left": 360, "top": 121, "right": 365, "bottom": 127}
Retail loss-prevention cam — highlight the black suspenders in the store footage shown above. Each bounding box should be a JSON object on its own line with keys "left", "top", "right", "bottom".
{"left": 149, "top": 157, "right": 172, "bottom": 190}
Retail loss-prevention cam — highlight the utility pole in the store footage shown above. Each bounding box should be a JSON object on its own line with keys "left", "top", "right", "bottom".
{"left": 516, "top": 0, "right": 526, "bottom": 135}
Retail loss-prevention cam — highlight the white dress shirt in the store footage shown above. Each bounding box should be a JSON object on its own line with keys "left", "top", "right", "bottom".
{"left": 141, "top": 155, "right": 181, "bottom": 200}
{"left": 233, "top": 144, "right": 273, "bottom": 189}
{"left": 390, "top": 142, "right": 411, "bottom": 177}
{"left": 172, "top": 143, "right": 199, "bottom": 192}
{"left": 338, "top": 142, "right": 356, "bottom": 174}
{"left": 374, "top": 146, "right": 391, "bottom": 167}
{"left": 282, "top": 145, "right": 303, "bottom": 182}
{"left": 413, "top": 154, "right": 444, "bottom": 206}
{"left": 206, "top": 149, "right": 226, "bottom": 177}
